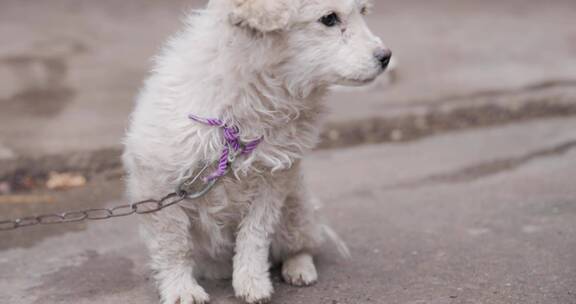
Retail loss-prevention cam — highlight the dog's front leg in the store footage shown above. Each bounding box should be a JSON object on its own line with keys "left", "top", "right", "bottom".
{"left": 141, "top": 210, "right": 210, "bottom": 304}
{"left": 233, "top": 184, "right": 285, "bottom": 304}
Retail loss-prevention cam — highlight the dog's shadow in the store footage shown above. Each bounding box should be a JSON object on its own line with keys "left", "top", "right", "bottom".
{"left": 200, "top": 254, "right": 338, "bottom": 304}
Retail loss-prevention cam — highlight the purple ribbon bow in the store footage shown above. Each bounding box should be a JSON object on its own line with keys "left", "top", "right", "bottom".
{"left": 189, "top": 114, "right": 262, "bottom": 181}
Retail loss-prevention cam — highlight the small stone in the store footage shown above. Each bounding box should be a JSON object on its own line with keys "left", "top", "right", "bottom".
{"left": 328, "top": 129, "right": 341, "bottom": 141}
{"left": 390, "top": 129, "right": 403, "bottom": 141}
{"left": 0, "top": 182, "right": 11, "bottom": 195}
{"left": 46, "top": 172, "right": 87, "bottom": 190}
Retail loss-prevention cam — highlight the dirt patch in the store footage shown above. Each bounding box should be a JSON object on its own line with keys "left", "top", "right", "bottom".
{"left": 0, "top": 148, "right": 121, "bottom": 193}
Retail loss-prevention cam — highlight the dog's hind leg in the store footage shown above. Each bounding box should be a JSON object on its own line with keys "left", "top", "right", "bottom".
{"left": 271, "top": 186, "right": 326, "bottom": 287}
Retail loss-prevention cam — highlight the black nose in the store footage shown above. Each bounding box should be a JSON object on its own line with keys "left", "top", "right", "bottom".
{"left": 374, "top": 48, "right": 392, "bottom": 69}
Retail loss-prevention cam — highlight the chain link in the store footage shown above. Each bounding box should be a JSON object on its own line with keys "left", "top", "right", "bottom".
{"left": 0, "top": 162, "right": 220, "bottom": 231}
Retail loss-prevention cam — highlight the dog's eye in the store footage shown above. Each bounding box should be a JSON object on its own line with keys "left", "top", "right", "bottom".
{"left": 319, "top": 12, "right": 340, "bottom": 27}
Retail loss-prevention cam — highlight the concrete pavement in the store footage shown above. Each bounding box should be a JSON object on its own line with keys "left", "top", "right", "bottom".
{"left": 1, "top": 0, "right": 576, "bottom": 156}
{"left": 1, "top": 1, "right": 576, "bottom": 303}
{"left": 1, "top": 117, "right": 575, "bottom": 304}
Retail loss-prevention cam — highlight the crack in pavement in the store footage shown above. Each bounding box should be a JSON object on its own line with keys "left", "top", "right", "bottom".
{"left": 329, "top": 138, "right": 576, "bottom": 203}
{"left": 390, "top": 139, "right": 576, "bottom": 190}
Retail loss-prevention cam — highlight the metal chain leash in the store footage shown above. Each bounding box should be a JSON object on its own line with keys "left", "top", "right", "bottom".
{"left": 0, "top": 161, "right": 220, "bottom": 232}
{"left": 0, "top": 113, "right": 256, "bottom": 232}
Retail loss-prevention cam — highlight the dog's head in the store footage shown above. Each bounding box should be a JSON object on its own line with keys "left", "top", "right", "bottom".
{"left": 211, "top": 0, "right": 391, "bottom": 90}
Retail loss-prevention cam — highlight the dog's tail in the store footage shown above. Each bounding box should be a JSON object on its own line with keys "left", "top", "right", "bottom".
{"left": 322, "top": 224, "right": 351, "bottom": 259}
{"left": 311, "top": 196, "right": 351, "bottom": 258}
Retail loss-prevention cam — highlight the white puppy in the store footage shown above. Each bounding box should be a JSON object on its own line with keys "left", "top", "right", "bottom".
{"left": 123, "top": 0, "right": 391, "bottom": 303}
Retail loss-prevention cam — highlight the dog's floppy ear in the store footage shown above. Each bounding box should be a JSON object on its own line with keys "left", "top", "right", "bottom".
{"left": 229, "top": 0, "right": 296, "bottom": 32}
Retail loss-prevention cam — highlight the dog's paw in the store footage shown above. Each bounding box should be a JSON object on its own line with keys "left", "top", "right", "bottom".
{"left": 233, "top": 272, "right": 273, "bottom": 304}
{"left": 160, "top": 279, "right": 210, "bottom": 304}
{"left": 282, "top": 253, "right": 318, "bottom": 287}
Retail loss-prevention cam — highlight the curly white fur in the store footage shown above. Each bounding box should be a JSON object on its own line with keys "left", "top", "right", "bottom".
{"left": 123, "top": 0, "right": 388, "bottom": 303}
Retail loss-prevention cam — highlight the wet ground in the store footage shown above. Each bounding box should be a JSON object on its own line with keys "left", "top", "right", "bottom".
{"left": 1, "top": 0, "right": 576, "bottom": 156}
{"left": 1, "top": 117, "right": 576, "bottom": 304}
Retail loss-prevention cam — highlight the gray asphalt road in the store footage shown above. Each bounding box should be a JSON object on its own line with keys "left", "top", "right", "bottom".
{"left": 1, "top": 117, "right": 575, "bottom": 304}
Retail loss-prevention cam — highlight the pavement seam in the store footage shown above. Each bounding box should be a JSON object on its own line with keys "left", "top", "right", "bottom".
{"left": 2, "top": 83, "right": 576, "bottom": 183}
{"left": 389, "top": 139, "right": 576, "bottom": 190}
